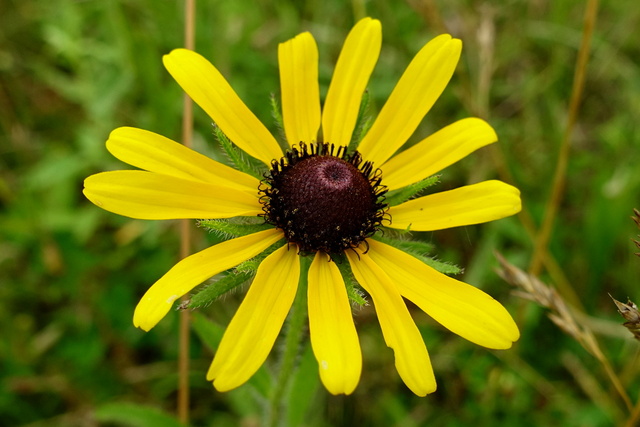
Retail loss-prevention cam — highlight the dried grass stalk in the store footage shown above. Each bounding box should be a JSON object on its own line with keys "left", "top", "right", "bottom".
{"left": 495, "top": 253, "right": 633, "bottom": 411}
{"left": 610, "top": 296, "right": 640, "bottom": 341}
{"left": 496, "top": 253, "right": 602, "bottom": 358}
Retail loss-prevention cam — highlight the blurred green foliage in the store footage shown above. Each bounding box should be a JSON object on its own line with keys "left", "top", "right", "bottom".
{"left": 1, "top": 0, "right": 639, "bottom": 426}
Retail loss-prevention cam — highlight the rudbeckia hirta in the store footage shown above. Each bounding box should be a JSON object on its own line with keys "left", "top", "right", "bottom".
{"left": 84, "top": 17, "right": 521, "bottom": 396}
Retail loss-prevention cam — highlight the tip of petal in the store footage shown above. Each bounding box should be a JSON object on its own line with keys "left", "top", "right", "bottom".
{"left": 352, "top": 17, "right": 382, "bottom": 41}
{"left": 495, "top": 316, "right": 521, "bottom": 349}
{"left": 212, "top": 378, "right": 236, "bottom": 393}
{"left": 319, "top": 362, "right": 360, "bottom": 396}
{"left": 280, "top": 31, "right": 313, "bottom": 47}
{"left": 132, "top": 316, "right": 152, "bottom": 332}
{"left": 413, "top": 382, "right": 437, "bottom": 397}
{"left": 164, "top": 47, "right": 191, "bottom": 58}
{"left": 162, "top": 48, "right": 205, "bottom": 76}
{"left": 356, "top": 16, "right": 381, "bottom": 27}
{"left": 433, "top": 34, "right": 462, "bottom": 63}
{"left": 132, "top": 297, "right": 171, "bottom": 332}
{"left": 479, "top": 305, "right": 520, "bottom": 350}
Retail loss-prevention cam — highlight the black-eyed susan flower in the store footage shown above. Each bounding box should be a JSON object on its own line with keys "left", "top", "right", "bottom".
{"left": 84, "top": 17, "right": 521, "bottom": 396}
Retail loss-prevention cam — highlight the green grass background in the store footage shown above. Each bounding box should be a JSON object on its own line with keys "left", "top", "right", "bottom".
{"left": 1, "top": 0, "right": 639, "bottom": 426}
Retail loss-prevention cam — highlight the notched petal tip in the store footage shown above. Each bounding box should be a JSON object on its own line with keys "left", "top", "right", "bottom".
{"left": 162, "top": 49, "right": 195, "bottom": 73}
{"left": 413, "top": 381, "right": 437, "bottom": 397}
{"left": 163, "top": 47, "right": 192, "bottom": 60}
{"left": 132, "top": 298, "right": 168, "bottom": 332}
{"left": 355, "top": 16, "right": 381, "bottom": 28}
{"left": 280, "top": 30, "right": 313, "bottom": 46}
{"left": 488, "top": 308, "right": 520, "bottom": 349}
{"left": 211, "top": 378, "right": 236, "bottom": 393}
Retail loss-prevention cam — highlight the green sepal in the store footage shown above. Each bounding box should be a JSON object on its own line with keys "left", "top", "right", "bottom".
{"left": 385, "top": 175, "right": 440, "bottom": 207}
{"left": 234, "top": 241, "right": 284, "bottom": 273}
{"left": 333, "top": 253, "right": 368, "bottom": 306}
{"left": 186, "top": 270, "right": 253, "bottom": 309}
{"left": 374, "top": 234, "right": 462, "bottom": 275}
{"left": 198, "top": 217, "right": 273, "bottom": 240}
{"left": 212, "top": 123, "right": 266, "bottom": 180}
{"left": 183, "top": 240, "right": 284, "bottom": 309}
{"left": 349, "top": 89, "right": 373, "bottom": 152}
{"left": 420, "top": 257, "right": 463, "bottom": 275}
{"left": 269, "top": 94, "right": 289, "bottom": 152}
{"left": 375, "top": 233, "right": 434, "bottom": 255}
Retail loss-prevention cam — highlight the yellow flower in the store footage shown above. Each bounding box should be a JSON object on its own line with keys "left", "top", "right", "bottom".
{"left": 84, "top": 17, "right": 521, "bottom": 396}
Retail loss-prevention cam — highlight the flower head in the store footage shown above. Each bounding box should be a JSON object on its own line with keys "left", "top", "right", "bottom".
{"left": 84, "top": 17, "right": 521, "bottom": 396}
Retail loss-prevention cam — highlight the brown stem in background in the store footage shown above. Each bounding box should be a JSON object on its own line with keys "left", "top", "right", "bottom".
{"left": 528, "top": 0, "right": 599, "bottom": 275}
{"left": 178, "top": 0, "right": 196, "bottom": 424}
{"left": 632, "top": 208, "right": 640, "bottom": 257}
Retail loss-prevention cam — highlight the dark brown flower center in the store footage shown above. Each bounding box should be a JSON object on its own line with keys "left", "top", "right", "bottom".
{"left": 260, "top": 143, "right": 387, "bottom": 254}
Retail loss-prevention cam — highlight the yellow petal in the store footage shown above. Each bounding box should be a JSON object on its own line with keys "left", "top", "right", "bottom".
{"left": 279, "top": 32, "right": 321, "bottom": 147}
{"left": 322, "top": 17, "right": 381, "bottom": 147}
{"left": 83, "top": 171, "right": 261, "bottom": 220}
{"left": 133, "top": 228, "right": 283, "bottom": 331}
{"left": 106, "top": 127, "right": 259, "bottom": 192}
{"left": 308, "top": 252, "right": 362, "bottom": 395}
{"left": 208, "top": 245, "right": 300, "bottom": 391}
{"left": 346, "top": 247, "right": 436, "bottom": 396}
{"left": 387, "top": 180, "right": 521, "bottom": 231}
{"left": 358, "top": 35, "right": 462, "bottom": 166}
{"left": 367, "top": 239, "right": 520, "bottom": 349}
{"left": 381, "top": 118, "right": 498, "bottom": 190}
{"left": 163, "top": 49, "right": 282, "bottom": 165}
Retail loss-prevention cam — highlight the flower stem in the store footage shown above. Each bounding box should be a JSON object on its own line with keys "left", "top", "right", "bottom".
{"left": 269, "top": 255, "right": 310, "bottom": 427}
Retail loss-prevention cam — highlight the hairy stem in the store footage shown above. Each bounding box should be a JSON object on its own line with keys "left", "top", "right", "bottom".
{"left": 269, "top": 256, "right": 310, "bottom": 427}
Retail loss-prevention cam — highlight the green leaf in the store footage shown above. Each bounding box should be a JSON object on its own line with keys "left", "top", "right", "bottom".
{"left": 269, "top": 93, "right": 287, "bottom": 149}
{"left": 421, "top": 257, "right": 463, "bottom": 275}
{"left": 234, "top": 241, "right": 284, "bottom": 273}
{"left": 385, "top": 175, "right": 440, "bottom": 207}
{"left": 198, "top": 217, "right": 273, "bottom": 240}
{"left": 187, "top": 270, "right": 253, "bottom": 309}
{"left": 373, "top": 235, "right": 462, "bottom": 275}
{"left": 350, "top": 90, "right": 373, "bottom": 152}
{"left": 213, "top": 123, "right": 266, "bottom": 180}
{"left": 286, "top": 343, "right": 320, "bottom": 427}
{"left": 334, "top": 254, "right": 368, "bottom": 306}
{"left": 191, "top": 311, "right": 225, "bottom": 351}
{"left": 94, "top": 402, "right": 183, "bottom": 427}
{"left": 376, "top": 235, "right": 435, "bottom": 256}
{"left": 185, "top": 241, "right": 285, "bottom": 309}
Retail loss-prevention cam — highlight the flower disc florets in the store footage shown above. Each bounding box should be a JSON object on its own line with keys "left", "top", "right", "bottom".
{"left": 260, "top": 143, "right": 387, "bottom": 254}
